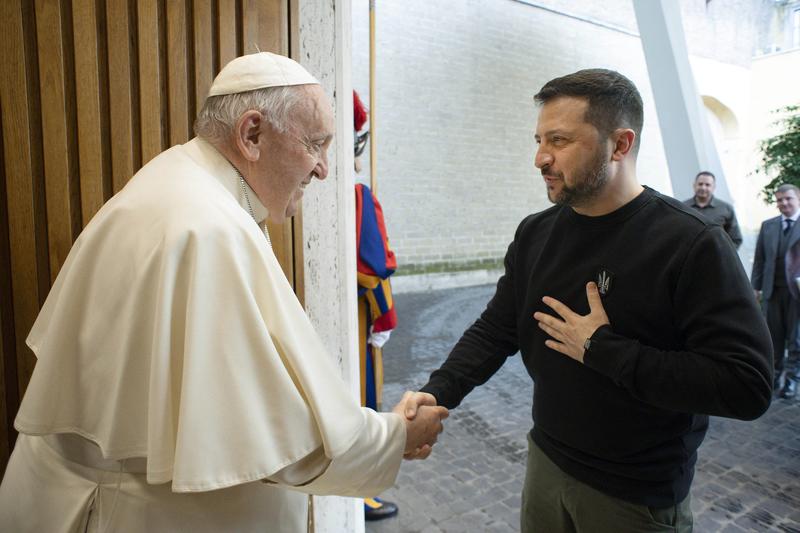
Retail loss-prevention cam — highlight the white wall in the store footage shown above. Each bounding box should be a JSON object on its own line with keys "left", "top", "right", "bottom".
{"left": 352, "top": 0, "right": 795, "bottom": 271}
{"left": 690, "top": 55, "right": 755, "bottom": 225}
{"left": 352, "top": 0, "right": 670, "bottom": 272}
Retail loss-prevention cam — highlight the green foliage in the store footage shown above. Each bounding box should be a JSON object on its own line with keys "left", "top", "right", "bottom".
{"left": 755, "top": 105, "right": 800, "bottom": 202}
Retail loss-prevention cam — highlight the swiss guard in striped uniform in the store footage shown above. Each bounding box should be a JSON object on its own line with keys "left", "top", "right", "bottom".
{"left": 354, "top": 90, "right": 400, "bottom": 521}
{"left": 357, "top": 184, "right": 398, "bottom": 409}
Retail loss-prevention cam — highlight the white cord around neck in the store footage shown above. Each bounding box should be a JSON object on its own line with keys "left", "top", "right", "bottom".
{"left": 236, "top": 173, "right": 271, "bottom": 248}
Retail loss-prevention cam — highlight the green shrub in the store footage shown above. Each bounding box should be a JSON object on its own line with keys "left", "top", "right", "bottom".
{"left": 755, "top": 105, "right": 800, "bottom": 201}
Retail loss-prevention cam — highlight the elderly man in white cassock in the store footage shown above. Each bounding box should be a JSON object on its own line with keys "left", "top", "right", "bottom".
{"left": 0, "top": 52, "right": 448, "bottom": 532}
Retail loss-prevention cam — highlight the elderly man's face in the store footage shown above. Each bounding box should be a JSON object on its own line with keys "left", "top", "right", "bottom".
{"left": 255, "top": 85, "right": 334, "bottom": 222}
{"left": 534, "top": 97, "right": 611, "bottom": 207}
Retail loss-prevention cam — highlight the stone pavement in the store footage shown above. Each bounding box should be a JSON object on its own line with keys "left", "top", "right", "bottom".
{"left": 366, "top": 283, "right": 800, "bottom": 533}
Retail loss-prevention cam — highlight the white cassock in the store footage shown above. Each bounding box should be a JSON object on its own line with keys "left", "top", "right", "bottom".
{"left": 0, "top": 137, "right": 405, "bottom": 532}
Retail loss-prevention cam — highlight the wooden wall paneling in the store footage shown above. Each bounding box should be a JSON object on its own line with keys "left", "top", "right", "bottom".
{"left": 0, "top": 0, "right": 303, "bottom": 467}
{"left": 0, "top": 312, "right": 8, "bottom": 471}
{"left": 242, "top": 0, "right": 287, "bottom": 55}
{"left": 106, "top": 0, "right": 140, "bottom": 193}
{"left": 242, "top": 0, "right": 294, "bottom": 281}
{"left": 288, "top": 0, "right": 299, "bottom": 59}
{"left": 287, "top": 0, "right": 304, "bottom": 305}
{"left": 138, "top": 0, "right": 167, "bottom": 166}
{"left": 35, "top": 0, "right": 81, "bottom": 283}
{"left": 193, "top": 0, "right": 214, "bottom": 114}
{"left": 217, "top": 0, "right": 239, "bottom": 67}
{"left": 266, "top": 220, "right": 294, "bottom": 283}
{"left": 1, "top": 0, "right": 48, "bottom": 398}
{"left": 241, "top": 0, "right": 260, "bottom": 55}
{"left": 0, "top": 106, "right": 15, "bottom": 472}
{"left": 73, "top": 0, "right": 110, "bottom": 226}
{"left": 166, "top": 0, "right": 191, "bottom": 147}
{"left": 291, "top": 217, "right": 304, "bottom": 307}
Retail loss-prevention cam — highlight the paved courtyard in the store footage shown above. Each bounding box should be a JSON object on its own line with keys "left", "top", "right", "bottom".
{"left": 367, "top": 282, "right": 800, "bottom": 533}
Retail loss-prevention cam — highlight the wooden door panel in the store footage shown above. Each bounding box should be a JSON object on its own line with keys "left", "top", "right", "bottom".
{"left": 137, "top": 0, "right": 167, "bottom": 166}
{"left": 0, "top": 0, "right": 292, "bottom": 474}
{"left": 74, "top": 0, "right": 112, "bottom": 225}
{"left": 106, "top": 0, "right": 139, "bottom": 194}
{"left": 35, "top": 0, "right": 81, "bottom": 284}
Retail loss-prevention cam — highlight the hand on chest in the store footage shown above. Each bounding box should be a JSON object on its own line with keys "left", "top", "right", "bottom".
{"left": 522, "top": 235, "right": 671, "bottom": 341}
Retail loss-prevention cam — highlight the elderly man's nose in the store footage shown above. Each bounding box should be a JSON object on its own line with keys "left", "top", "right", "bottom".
{"left": 315, "top": 155, "right": 329, "bottom": 180}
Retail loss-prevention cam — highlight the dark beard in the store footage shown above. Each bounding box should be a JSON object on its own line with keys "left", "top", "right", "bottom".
{"left": 548, "top": 149, "right": 610, "bottom": 207}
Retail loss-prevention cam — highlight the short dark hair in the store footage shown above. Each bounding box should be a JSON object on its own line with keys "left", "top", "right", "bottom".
{"left": 695, "top": 171, "right": 715, "bottom": 182}
{"left": 534, "top": 69, "right": 644, "bottom": 154}
{"left": 776, "top": 183, "right": 800, "bottom": 196}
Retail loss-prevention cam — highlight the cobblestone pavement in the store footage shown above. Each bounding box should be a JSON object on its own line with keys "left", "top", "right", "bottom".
{"left": 367, "top": 282, "right": 800, "bottom": 533}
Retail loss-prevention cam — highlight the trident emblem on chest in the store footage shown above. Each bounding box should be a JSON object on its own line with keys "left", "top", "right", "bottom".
{"left": 596, "top": 269, "right": 614, "bottom": 296}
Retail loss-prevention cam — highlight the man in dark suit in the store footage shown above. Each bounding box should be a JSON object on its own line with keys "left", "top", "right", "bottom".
{"left": 752, "top": 183, "right": 800, "bottom": 399}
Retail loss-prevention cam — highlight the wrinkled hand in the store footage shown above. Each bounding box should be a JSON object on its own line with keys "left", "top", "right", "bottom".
{"left": 392, "top": 391, "right": 448, "bottom": 460}
{"left": 533, "top": 282, "right": 610, "bottom": 363}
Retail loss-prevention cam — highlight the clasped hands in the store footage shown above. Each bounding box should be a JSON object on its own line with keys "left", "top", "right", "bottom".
{"left": 391, "top": 391, "right": 448, "bottom": 460}
{"left": 390, "top": 283, "right": 608, "bottom": 460}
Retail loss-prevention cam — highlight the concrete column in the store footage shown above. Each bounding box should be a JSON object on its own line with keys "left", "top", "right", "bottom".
{"left": 297, "top": 0, "right": 363, "bottom": 531}
{"left": 633, "top": 0, "right": 730, "bottom": 201}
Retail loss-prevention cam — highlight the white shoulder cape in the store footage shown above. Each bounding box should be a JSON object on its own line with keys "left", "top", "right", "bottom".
{"left": 16, "top": 138, "right": 367, "bottom": 492}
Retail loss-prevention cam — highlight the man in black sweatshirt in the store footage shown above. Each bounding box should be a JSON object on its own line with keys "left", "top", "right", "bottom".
{"left": 403, "top": 69, "right": 772, "bottom": 532}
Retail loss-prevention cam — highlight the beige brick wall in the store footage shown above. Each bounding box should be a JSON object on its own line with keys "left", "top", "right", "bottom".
{"left": 351, "top": 0, "right": 765, "bottom": 273}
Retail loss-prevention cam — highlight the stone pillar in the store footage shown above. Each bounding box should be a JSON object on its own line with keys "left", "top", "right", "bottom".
{"left": 297, "top": 0, "right": 364, "bottom": 531}
{"left": 633, "top": 0, "right": 730, "bottom": 201}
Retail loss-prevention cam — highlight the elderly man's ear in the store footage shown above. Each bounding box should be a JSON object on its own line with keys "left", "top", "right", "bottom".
{"left": 235, "top": 110, "right": 264, "bottom": 162}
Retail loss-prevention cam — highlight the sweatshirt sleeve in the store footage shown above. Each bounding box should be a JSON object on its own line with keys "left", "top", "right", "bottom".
{"left": 583, "top": 225, "right": 773, "bottom": 420}
{"left": 420, "top": 237, "right": 521, "bottom": 409}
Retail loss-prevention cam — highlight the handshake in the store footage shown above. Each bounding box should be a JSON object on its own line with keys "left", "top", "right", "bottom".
{"left": 391, "top": 391, "right": 449, "bottom": 460}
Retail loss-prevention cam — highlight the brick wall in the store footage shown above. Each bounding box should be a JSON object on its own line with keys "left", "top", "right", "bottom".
{"left": 350, "top": 0, "right": 758, "bottom": 274}
{"left": 679, "top": 0, "right": 771, "bottom": 64}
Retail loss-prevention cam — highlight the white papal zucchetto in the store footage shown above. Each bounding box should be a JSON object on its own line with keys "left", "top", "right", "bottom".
{"left": 207, "top": 52, "right": 319, "bottom": 97}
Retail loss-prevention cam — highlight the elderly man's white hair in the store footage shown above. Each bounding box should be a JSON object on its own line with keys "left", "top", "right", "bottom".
{"left": 194, "top": 86, "right": 305, "bottom": 144}
{"left": 194, "top": 52, "right": 319, "bottom": 145}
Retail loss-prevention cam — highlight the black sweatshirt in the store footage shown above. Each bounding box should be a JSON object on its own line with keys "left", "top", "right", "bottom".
{"left": 421, "top": 186, "right": 772, "bottom": 508}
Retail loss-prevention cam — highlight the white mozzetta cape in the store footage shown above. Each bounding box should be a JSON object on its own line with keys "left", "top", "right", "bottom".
{"left": 14, "top": 138, "right": 403, "bottom": 494}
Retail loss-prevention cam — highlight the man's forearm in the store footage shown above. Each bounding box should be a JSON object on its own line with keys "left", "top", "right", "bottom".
{"left": 583, "top": 326, "right": 771, "bottom": 420}
{"left": 421, "top": 322, "right": 517, "bottom": 409}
